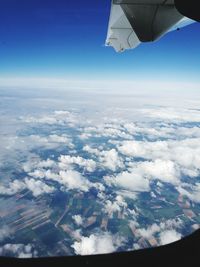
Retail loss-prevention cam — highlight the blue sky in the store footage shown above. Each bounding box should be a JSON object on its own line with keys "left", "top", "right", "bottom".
{"left": 0, "top": 0, "right": 200, "bottom": 83}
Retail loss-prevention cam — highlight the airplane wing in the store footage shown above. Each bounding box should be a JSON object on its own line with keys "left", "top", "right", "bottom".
{"left": 106, "top": 0, "right": 195, "bottom": 53}
{"left": 169, "top": 17, "right": 194, "bottom": 32}
{"left": 105, "top": 3, "right": 141, "bottom": 52}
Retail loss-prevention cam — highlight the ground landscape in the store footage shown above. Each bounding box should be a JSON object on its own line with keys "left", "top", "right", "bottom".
{"left": 0, "top": 86, "right": 200, "bottom": 257}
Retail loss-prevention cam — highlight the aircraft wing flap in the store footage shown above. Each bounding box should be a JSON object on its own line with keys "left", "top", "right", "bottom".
{"left": 106, "top": 3, "right": 140, "bottom": 52}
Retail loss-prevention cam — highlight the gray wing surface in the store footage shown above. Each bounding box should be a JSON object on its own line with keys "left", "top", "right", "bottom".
{"left": 106, "top": 3, "right": 140, "bottom": 52}
{"left": 106, "top": 0, "right": 195, "bottom": 52}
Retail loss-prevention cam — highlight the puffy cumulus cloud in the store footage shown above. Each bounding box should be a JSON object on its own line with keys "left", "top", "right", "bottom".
{"left": 83, "top": 146, "right": 124, "bottom": 172}
{"left": 82, "top": 145, "right": 101, "bottom": 156}
{"left": 25, "top": 157, "right": 104, "bottom": 194}
{"left": 118, "top": 138, "right": 200, "bottom": 183}
{"left": 0, "top": 180, "right": 26, "bottom": 196}
{"left": 27, "top": 164, "right": 60, "bottom": 182}
{"left": 135, "top": 218, "right": 183, "bottom": 245}
{"left": 23, "top": 157, "right": 59, "bottom": 180}
{"left": 80, "top": 123, "right": 132, "bottom": 140}
{"left": 93, "top": 182, "right": 105, "bottom": 193}
{"left": 59, "top": 155, "right": 96, "bottom": 172}
{"left": 104, "top": 195, "right": 127, "bottom": 216}
{"left": 124, "top": 122, "right": 174, "bottom": 141}
{"left": 45, "top": 170, "right": 60, "bottom": 181}
{"left": 170, "top": 139, "right": 200, "bottom": 173}
{"left": 32, "top": 169, "right": 103, "bottom": 195}
{"left": 22, "top": 157, "right": 57, "bottom": 179}
{"left": 115, "top": 195, "right": 127, "bottom": 208}
{"left": 118, "top": 140, "right": 168, "bottom": 159}
{"left": 71, "top": 233, "right": 123, "bottom": 255}
{"left": 28, "top": 169, "right": 46, "bottom": 179}
{"left": 0, "top": 243, "right": 38, "bottom": 258}
{"left": 159, "top": 230, "right": 182, "bottom": 246}
{"left": 22, "top": 157, "right": 43, "bottom": 173}
{"left": 107, "top": 171, "right": 150, "bottom": 193}
{"left": 24, "top": 178, "right": 55, "bottom": 197}
{"left": 134, "top": 159, "right": 180, "bottom": 185}
{"left": 37, "top": 159, "right": 55, "bottom": 169}
{"left": 59, "top": 170, "right": 91, "bottom": 192}
{"left": 72, "top": 215, "right": 83, "bottom": 226}
{"left": 0, "top": 174, "right": 55, "bottom": 198}
{"left": 99, "top": 149, "right": 124, "bottom": 171}
{"left": 176, "top": 183, "right": 200, "bottom": 203}
{"left": 100, "top": 127, "right": 132, "bottom": 139}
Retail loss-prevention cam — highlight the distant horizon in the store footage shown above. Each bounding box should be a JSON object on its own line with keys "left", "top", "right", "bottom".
{"left": 0, "top": 76, "right": 200, "bottom": 89}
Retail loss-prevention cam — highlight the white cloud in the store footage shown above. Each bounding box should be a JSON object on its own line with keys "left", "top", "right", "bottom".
{"left": 135, "top": 159, "right": 180, "bottom": 185}
{"left": 123, "top": 122, "right": 175, "bottom": 140}
{"left": 100, "top": 127, "right": 131, "bottom": 139}
{"left": 59, "top": 170, "right": 91, "bottom": 192}
{"left": 45, "top": 170, "right": 60, "bottom": 181}
{"left": 0, "top": 180, "right": 26, "bottom": 196}
{"left": 0, "top": 243, "right": 38, "bottom": 258}
{"left": 49, "top": 135, "right": 73, "bottom": 146}
{"left": 118, "top": 138, "right": 200, "bottom": 184}
{"left": 25, "top": 156, "right": 104, "bottom": 194}
{"left": 104, "top": 195, "right": 128, "bottom": 217}
{"left": 99, "top": 149, "right": 124, "bottom": 171}
{"left": 28, "top": 169, "right": 46, "bottom": 179}
{"left": 83, "top": 146, "right": 124, "bottom": 171}
{"left": 37, "top": 159, "right": 56, "bottom": 168}
{"left": 159, "top": 230, "right": 182, "bottom": 245}
{"left": 176, "top": 183, "right": 200, "bottom": 203}
{"left": 115, "top": 195, "right": 127, "bottom": 208}
{"left": 59, "top": 155, "right": 96, "bottom": 172}
{"left": 80, "top": 123, "right": 132, "bottom": 140}
{"left": 108, "top": 171, "right": 150, "bottom": 193}
{"left": 29, "top": 134, "right": 74, "bottom": 149}
{"left": 141, "top": 107, "right": 200, "bottom": 123}
{"left": 174, "top": 126, "right": 200, "bottom": 139}
{"left": 23, "top": 110, "right": 78, "bottom": 127}
{"left": 24, "top": 178, "right": 55, "bottom": 197}
{"left": 133, "top": 218, "right": 183, "bottom": 247}
{"left": 123, "top": 123, "right": 136, "bottom": 135}
{"left": 83, "top": 145, "right": 101, "bottom": 156}
{"left": 72, "top": 215, "right": 83, "bottom": 226}
{"left": 118, "top": 140, "right": 168, "bottom": 159}
{"left": 116, "top": 190, "right": 138, "bottom": 200}
{"left": 71, "top": 233, "right": 122, "bottom": 255}
{"left": 0, "top": 175, "right": 55, "bottom": 198}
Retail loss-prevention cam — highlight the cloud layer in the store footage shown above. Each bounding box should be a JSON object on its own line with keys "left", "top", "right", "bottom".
{"left": 1, "top": 89, "right": 200, "bottom": 257}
